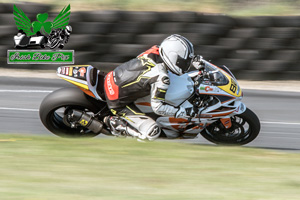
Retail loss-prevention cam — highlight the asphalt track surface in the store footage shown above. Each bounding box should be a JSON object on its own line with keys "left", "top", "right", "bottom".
{"left": 0, "top": 76, "right": 300, "bottom": 151}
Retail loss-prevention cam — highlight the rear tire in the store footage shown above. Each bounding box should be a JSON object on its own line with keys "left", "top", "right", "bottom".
{"left": 39, "top": 87, "right": 107, "bottom": 138}
{"left": 200, "top": 108, "right": 260, "bottom": 145}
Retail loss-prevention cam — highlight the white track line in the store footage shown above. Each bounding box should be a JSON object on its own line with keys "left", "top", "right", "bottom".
{"left": 0, "top": 90, "right": 52, "bottom": 93}
{"left": 0, "top": 107, "right": 39, "bottom": 112}
{"left": 261, "top": 131, "right": 300, "bottom": 135}
{"left": 1, "top": 106, "right": 300, "bottom": 127}
{"left": 261, "top": 121, "right": 300, "bottom": 125}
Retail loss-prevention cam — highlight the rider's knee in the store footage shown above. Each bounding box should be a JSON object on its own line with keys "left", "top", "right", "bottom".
{"left": 137, "top": 117, "right": 161, "bottom": 140}
{"left": 124, "top": 116, "right": 161, "bottom": 141}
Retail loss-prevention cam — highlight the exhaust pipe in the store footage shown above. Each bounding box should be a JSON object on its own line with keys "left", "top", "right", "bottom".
{"left": 68, "top": 110, "right": 110, "bottom": 135}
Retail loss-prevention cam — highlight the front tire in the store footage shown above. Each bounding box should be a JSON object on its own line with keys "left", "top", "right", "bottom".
{"left": 39, "top": 87, "right": 107, "bottom": 138}
{"left": 200, "top": 108, "right": 260, "bottom": 145}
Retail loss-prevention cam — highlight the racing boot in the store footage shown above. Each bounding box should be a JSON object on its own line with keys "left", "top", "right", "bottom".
{"left": 104, "top": 116, "right": 127, "bottom": 136}
{"left": 104, "top": 116, "right": 145, "bottom": 138}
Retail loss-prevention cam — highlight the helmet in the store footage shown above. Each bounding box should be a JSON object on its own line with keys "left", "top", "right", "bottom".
{"left": 159, "top": 34, "right": 194, "bottom": 75}
{"left": 65, "top": 25, "right": 72, "bottom": 35}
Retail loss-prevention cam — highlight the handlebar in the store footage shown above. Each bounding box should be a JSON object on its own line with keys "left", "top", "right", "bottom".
{"left": 192, "top": 57, "right": 230, "bottom": 86}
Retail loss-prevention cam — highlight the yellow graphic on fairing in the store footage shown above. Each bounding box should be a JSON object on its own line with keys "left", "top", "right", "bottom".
{"left": 61, "top": 78, "right": 89, "bottom": 90}
{"left": 217, "top": 73, "right": 242, "bottom": 97}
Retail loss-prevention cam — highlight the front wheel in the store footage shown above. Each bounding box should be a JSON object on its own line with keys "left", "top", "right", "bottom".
{"left": 200, "top": 108, "right": 260, "bottom": 145}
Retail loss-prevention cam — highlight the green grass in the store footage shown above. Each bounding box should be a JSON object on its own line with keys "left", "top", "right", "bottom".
{"left": 229, "top": 3, "right": 298, "bottom": 16}
{"left": 0, "top": 134, "right": 300, "bottom": 200}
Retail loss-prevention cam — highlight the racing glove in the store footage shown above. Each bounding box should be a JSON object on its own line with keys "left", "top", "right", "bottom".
{"left": 175, "top": 107, "right": 195, "bottom": 118}
{"left": 192, "top": 55, "right": 204, "bottom": 69}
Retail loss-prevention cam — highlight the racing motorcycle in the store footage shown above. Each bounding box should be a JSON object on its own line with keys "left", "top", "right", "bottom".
{"left": 39, "top": 59, "right": 260, "bottom": 145}
{"left": 47, "top": 26, "right": 72, "bottom": 49}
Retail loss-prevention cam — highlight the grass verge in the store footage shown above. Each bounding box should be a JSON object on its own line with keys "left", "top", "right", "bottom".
{"left": 0, "top": 134, "right": 300, "bottom": 200}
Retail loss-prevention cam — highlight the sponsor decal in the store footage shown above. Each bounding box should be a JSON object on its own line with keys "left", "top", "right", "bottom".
{"left": 62, "top": 67, "right": 66, "bottom": 75}
{"left": 104, "top": 71, "right": 119, "bottom": 100}
{"left": 58, "top": 67, "right": 71, "bottom": 75}
{"left": 58, "top": 66, "right": 87, "bottom": 80}
{"left": 200, "top": 86, "right": 214, "bottom": 92}
{"left": 69, "top": 67, "right": 73, "bottom": 76}
{"left": 79, "top": 119, "right": 88, "bottom": 126}
{"left": 7, "top": 4, "right": 74, "bottom": 64}
{"left": 73, "top": 68, "right": 78, "bottom": 77}
{"left": 78, "top": 67, "right": 87, "bottom": 77}
{"left": 162, "top": 76, "right": 170, "bottom": 85}
{"left": 205, "top": 86, "right": 213, "bottom": 92}
{"left": 107, "top": 72, "right": 115, "bottom": 95}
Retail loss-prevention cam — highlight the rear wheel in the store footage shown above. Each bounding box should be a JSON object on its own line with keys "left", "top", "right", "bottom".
{"left": 200, "top": 108, "right": 260, "bottom": 145}
{"left": 39, "top": 88, "right": 108, "bottom": 138}
{"left": 41, "top": 105, "right": 100, "bottom": 137}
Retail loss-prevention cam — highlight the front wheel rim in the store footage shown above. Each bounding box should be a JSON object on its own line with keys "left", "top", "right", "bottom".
{"left": 206, "top": 116, "right": 252, "bottom": 143}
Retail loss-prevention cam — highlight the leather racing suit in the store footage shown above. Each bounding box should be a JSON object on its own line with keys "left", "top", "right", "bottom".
{"left": 104, "top": 45, "right": 179, "bottom": 140}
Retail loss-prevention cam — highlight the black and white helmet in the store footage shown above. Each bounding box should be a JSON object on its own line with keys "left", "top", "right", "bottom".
{"left": 65, "top": 25, "right": 72, "bottom": 35}
{"left": 159, "top": 34, "right": 194, "bottom": 75}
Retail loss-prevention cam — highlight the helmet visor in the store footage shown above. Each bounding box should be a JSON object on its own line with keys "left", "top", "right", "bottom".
{"left": 176, "top": 55, "right": 192, "bottom": 73}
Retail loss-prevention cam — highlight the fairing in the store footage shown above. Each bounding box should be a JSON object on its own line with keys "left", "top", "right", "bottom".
{"left": 57, "top": 65, "right": 105, "bottom": 101}
{"left": 138, "top": 61, "right": 246, "bottom": 139}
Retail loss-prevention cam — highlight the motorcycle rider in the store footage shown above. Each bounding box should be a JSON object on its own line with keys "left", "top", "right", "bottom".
{"left": 47, "top": 25, "right": 72, "bottom": 49}
{"left": 58, "top": 25, "right": 72, "bottom": 49}
{"left": 104, "top": 34, "right": 202, "bottom": 141}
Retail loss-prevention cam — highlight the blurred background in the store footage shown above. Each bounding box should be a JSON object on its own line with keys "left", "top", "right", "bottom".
{"left": 1, "top": 0, "right": 300, "bottom": 80}
{"left": 1, "top": 2, "right": 300, "bottom": 199}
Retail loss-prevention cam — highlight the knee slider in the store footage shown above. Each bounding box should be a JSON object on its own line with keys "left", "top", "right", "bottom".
{"left": 122, "top": 115, "right": 161, "bottom": 140}
{"left": 139, "top": 118, "right": 161, "bottom": 141}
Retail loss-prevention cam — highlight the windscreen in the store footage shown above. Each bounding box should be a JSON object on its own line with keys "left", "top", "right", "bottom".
{"left": 203, "top": 62, "right": 229, "bottom": 86}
